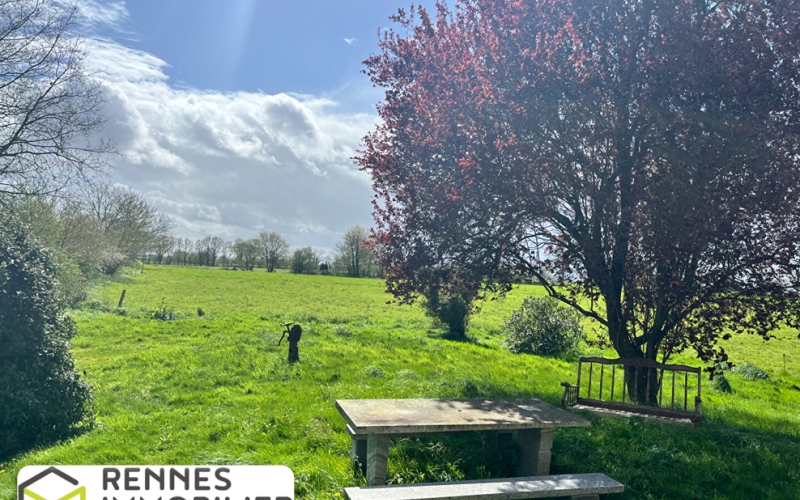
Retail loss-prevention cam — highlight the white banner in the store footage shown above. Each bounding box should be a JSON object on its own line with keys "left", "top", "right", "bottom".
{"left": 17, "top": 466, "right": 294, "bottom": 500}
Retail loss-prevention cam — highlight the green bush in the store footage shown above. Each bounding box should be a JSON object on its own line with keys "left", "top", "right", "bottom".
{"left": 504, "top": 296, "right": 584, "bottom": 356}
{"left": 713, "top": 373, "right": 733, "bottom": 393}
{"left": 54, "top": 256, "right": 89, "bottom": 306}
{"left": 0, "top": 216, "right": 93, "bottom": 459}
{"left": 731, "top": 362, "right": 770, "bottom": 381}
{"left": 422, "top": 287, "right": 472, "bottom": 339}
{"left": 149, "top": 300, "right": 177, "bottom": 321}
{"left": 333, "top": 326, "right": 352, "bottom": 337}
{"left": 364, "top": 365, "right": 386, "bottom": 378}
{"left": 291, "top": 247, "right": 319, "bottom": 274}
{"left": 99, "top": 250, "right": 127, "bottom": 275}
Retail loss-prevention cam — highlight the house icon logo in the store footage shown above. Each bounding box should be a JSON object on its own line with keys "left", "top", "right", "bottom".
{"left": 18, "top": 467, "right": 86, "bottom": 500}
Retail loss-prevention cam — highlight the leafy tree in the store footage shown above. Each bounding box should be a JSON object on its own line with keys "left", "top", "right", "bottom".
{"left": 81, "top": 183, "right": 174, "bottom": 267}
{"left": 258, "top": 231, "right": 289, "bottom": 272}
{"left": 196, "top": 236, "right": 211, "bottom": 266}
{"left": 232, "top": 238, "right": 260, "bottom": 270}
{"left": 422, "top": 281, "right": 474, "bottom": 339}
{"left": 2, "top": 195, "right": 93, "bottom": 305}
{"left": 208, "top": 237, "right": 226, "bottom": 267}
{"left": 291, "top": 247, "right": 320, "bottom": 274}
{"left": 0, "top": 215, "right": 93, "bottom": 459}
{"left": 358, "top": 0, "right": 800, "bottom": 401}
{"left": 152, "top": 235, "right": 175, "bottom": 265}
{"left": 175, "top": 237, "right": 194, "bottom": 265}
{"left": 335, "top": 225, "right": 372, "bottom": 277}
{"left": 0, "top": 0, "right": 111, "bottom": 196}
{"left": 194, "top": 236, "right": 226, "bottom": 267}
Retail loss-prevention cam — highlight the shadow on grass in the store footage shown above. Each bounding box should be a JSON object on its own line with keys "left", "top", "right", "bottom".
{"left": 554, "top": 407, "right": 800, "bottom": 500}
{"left": 0, "top": 423, "right": 93, "bottom": 466}
{"left": 382, "top": 380, "right": 800, "bottom": 500}
{"left": 426, "top": 329, "right": 483, "bottom": 344}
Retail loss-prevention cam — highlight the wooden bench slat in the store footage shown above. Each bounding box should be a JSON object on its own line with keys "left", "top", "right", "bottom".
{"left": 572, "top": 404, "right": 696, "bottom": 427}
{"left": 578, "top": 357, "right": 701, "bottom": 373}
{"left": 343, "top": 473, "right": 624, "bottom": 500}
{"left": 576, "top": 398, "right": 698, "bottom": 421}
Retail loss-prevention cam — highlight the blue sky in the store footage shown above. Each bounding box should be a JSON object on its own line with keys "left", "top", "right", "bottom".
{"left": 122, "top": 0, "right": 424, "bottom": 104}
{"left": 77, "top": 0, "right": 435, "bottom": 252}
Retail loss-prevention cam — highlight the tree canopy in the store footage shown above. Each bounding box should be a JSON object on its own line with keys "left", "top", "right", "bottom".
{"left": 357, "top": 0, "right": 800, "bottom": 370}
{"left": 0, "top": 0, "right": 111, "bottom": 195}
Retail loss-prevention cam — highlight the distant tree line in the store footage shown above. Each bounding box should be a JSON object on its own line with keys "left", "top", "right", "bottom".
{"left": 147, "top": 225, "right": 384, "bottom": 278}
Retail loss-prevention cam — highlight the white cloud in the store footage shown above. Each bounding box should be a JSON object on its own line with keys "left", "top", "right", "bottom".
{"left": 76, "top": 2, "right": 380, "bottom": 250}
{"left": 74, "top": 0, "right": 134, "bottom": 37}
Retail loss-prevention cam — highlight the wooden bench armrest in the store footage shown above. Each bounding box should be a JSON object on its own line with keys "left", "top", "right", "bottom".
{"left": 692, "top": 396, "right": 702, "bottom": 427}
{"left": 561, "top": 381, "right": 578, "bottom": 408}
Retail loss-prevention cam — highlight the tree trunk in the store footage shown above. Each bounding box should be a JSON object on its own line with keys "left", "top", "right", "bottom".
{"left": 624, "top": 365, "right": 660, "bottom": 405}
{"left": 607, "top": 312, "right": 660, "bottom": 404}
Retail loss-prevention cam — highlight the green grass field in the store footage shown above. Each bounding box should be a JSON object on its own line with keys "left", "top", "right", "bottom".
{"left": 2, "top": 266, "right": 800, "bottom": 499}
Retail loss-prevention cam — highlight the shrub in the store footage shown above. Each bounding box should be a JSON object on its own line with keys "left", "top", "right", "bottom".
{"left": 504, "top": 296, "right": 584, "bottom": 356}
{"left": 149, "top": 299, "right": 177, "bottom": 321}
{"left": 713, "top": 373, "right": 733, "bottom": 393}
{"left": 731, "top": 362, "right": 770, "bottom": 381}
{"left": 0, "top": 216, "right": 93, "bottom": 459}
{"left": 197, "top": 307, "right": 206, "bottom": 317}
{"left": 364, "top": 365, "right": 386, "bottom": 378}
{"left": 54, "top": 255, "right": 89, "bottom": 307}
{"left": 291, "top": 247, "right": 320, "bottom": 274}
{"left": 333, "top": 326, "right": 352, "bottom": 337}
{"left": 99, "top": 250, "right": 127, "bottom": 275}
{"left": 422, "top": 287, "right": 472, "bottom": 339}
{"left": 82, "top": 299, "right": 103, "bottom": 311}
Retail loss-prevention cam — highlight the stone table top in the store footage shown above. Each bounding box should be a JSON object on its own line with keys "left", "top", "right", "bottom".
{"left": 335, "top": 398, "right": 591, "bottom": 435}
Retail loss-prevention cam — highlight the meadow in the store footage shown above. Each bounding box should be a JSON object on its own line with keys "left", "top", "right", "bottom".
{"left": 2, "top": 266, "right": 800, "bottom": 499}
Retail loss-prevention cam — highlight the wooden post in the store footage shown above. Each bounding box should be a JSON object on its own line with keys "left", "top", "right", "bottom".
{"left": 118, "top": 289, "right": 126, "bottom": 308}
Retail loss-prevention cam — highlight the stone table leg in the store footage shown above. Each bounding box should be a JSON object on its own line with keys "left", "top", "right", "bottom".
{"left": 351, "top": 437, "right": 367, "bottom": 476}
{"left": 366, "top": 434, "right": 389, "bottom": 486}
{"left": 516, "top": 428, "right": 553, "bottom": 476}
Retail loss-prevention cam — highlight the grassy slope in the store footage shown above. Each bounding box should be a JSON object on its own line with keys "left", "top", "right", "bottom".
{"left": 1, "top": 266, "right": 799, "bottom": 499}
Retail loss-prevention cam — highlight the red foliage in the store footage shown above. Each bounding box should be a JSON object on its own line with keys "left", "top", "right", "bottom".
{"left": 356, "top": 0, "right": 800, "bottom": 366}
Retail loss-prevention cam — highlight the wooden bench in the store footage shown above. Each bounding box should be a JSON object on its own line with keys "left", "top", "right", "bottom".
{"left": 344, "top": 473, "right": 624, "bottom": 500}
{"left": 561, "top": 357, "right": 702, "bottom": 427}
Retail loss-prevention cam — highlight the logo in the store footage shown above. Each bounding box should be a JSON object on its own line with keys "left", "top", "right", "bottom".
{"left": 18, "top": 467, "right": 86, "bottom": 500}
{"left": 18, "top": 466, "right": 294, "bottom": 500}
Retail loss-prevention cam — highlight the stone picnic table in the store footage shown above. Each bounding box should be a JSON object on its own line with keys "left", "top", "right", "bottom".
{"left": 335, "top": 398, "right": 591, "bottom": 486}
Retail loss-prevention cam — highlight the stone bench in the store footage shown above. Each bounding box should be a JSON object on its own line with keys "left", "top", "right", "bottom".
{"left": 343, "top": 473, "right": 624, "bottom": 500}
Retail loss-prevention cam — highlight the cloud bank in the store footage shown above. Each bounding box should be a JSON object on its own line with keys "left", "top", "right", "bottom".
{"left": 77, "top": 1, "right": 379, "bottom": 252}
